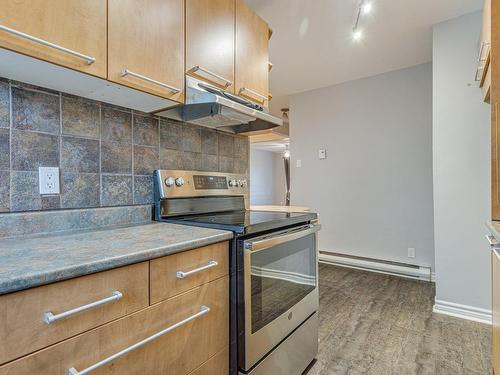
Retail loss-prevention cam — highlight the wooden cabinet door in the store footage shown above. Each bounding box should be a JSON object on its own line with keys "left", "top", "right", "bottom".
{"left": 186, "top": 0, "right": 235, "bottom": 92}
{"left": 493, "top": 249, "right": 500, "bottom": 374}
{"left": 235, "top": 0, "right": 269, "bottom": 106}
{"left": 0, "top": 0, "right": 106, "bottom": 78}
{"left": 493, "top": 103, "right": 500, "bottom": 220}
{"left": 0, "top": 277, "right": 228, "bottom": 375}
{"left": 108, "top": 0, "right": 184, "bottom": 103}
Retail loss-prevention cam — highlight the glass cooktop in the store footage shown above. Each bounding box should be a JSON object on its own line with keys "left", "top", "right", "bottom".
{"left": 167, "top": 210, "right": 317, "bottom": 235}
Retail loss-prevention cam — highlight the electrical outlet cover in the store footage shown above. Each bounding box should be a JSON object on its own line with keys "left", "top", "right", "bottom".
{"left": 407, "top": 248, "right": 416, "bottom": 258}
{"left": 39, "top": 167, "right": 60, "bottom": 195}
{"left": 318, "top": 149, "right": 327, "bottom": 159}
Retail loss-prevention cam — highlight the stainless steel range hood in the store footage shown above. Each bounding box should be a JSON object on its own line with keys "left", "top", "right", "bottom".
{"left": 155, "top": 76, "right": 283, "bottom": 134}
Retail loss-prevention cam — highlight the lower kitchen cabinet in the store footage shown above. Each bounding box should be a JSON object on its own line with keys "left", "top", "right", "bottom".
{"left": 0, "top": 276, "right": 228, "bottom": 375}
{"left": 493, "top": 249, "right": 500, "bottom": 374}
{"left": 0, "top": 241, "right": 230, "bottom": 375}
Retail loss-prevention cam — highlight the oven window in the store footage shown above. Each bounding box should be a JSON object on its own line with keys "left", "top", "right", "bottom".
{"left": 250, "top": 233, "right": 316, "bottom": 334}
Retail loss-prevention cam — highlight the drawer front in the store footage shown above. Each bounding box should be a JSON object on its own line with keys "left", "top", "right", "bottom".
{"left": 188, "top": 347, "right": 229, "bottom": 375}
{"left": 0, "top": 262, "right": 149, "bottom": 365}
{"left": 150, "top": 241, "right": 229, "bottom": 304}
{"left": 0, "top": 276, "right": 229, "bottom": 375}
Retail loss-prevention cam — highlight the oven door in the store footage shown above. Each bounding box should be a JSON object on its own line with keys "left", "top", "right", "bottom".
{"left": 242, "top": 223, "right": 320, "bottom": 371}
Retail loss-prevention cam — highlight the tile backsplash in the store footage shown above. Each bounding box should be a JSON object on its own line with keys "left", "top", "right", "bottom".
{"left": 0, "top": 78, "right": 249, "bottom": 213}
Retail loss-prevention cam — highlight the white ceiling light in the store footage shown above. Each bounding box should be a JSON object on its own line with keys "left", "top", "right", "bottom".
{"left": 352, "top": 0, "right": 372, "bottom": 42}
{"left": 362, "top": 2, "right": 373, "bottom": 14}
{"left": 353, "top": 29, "right": 363, "bottom": 41}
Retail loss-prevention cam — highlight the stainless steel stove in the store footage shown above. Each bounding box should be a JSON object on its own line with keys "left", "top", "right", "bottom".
{"left": 154, "top": 170, "right": 320, "bottom": 375}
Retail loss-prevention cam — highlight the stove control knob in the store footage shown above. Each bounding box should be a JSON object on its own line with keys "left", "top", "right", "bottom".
{"left": 229, "top": 179, "right": 237, "bottom": 187}
{"left": 164, "top": 177, "right": 175, "bottom": 187}
{"left": 237, "top": 180, "right": 243, "bottom": 187}
{"left": 241, "top": 179, "right": 247, "bottom": 187}
{"left": 175, "top": 177, "right": 185, "bottom": 187}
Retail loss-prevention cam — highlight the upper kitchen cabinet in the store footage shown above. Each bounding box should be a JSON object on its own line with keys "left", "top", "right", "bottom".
{"left": 186, "top": 0, "right": 235, "bottom": 92}
{"left": 108, "top": 0, "right": 185, "bottom": 103}
{"left": 235, "top": 0, "right": 270, "bottom": 107}
{"left": 0, "top": 0, "right": 106, "bottom": 78}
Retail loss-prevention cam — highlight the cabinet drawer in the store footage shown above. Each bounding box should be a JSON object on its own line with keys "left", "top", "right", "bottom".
{"left": 0, "top": 276, "right": 229, "bottom": 375}
{"left": 0, "top": 262, "right": 149, "bottom": 365}
{"left": 188, "top": 347, "right": 229, "bottom": 375}
{"left": 150, "top": 241, "right": 229, "bottom": 304}
{"left": 0, "top": 0, "right": 107, "bottom": 78}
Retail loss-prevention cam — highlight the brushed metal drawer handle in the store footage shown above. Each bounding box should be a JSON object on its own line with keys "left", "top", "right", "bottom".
{"left": 239, "top": 87, "right": 268, "bottom": 102}
{"left": 43, "top": 291, "right": 123, "bottom": 325}
{"left": 191, "top": 65, "right": 232, "bottom": 87}
{"left": 486, "top": 235, "right": 498, "bottom": 247}
{"left": 121, "top": 68, "right": 181, "bottom": 93}
{"left": 67, "top": 305, "right": 210, "bottom": 375}
{"left": 0, "top": 24, "right": 96, "bottom": 65}
{"left": 176, "top": 260, "right": 218, "bottom": 279}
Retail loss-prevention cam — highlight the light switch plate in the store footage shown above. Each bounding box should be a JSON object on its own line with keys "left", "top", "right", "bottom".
{"left": 296, "top": 159, "right": 302, "bottom": 168}
{"left": 39, "top": 167, "right": 60, "bottom": 195}
{"left": 318, "top": 149, "right": 327, "bottom": 159}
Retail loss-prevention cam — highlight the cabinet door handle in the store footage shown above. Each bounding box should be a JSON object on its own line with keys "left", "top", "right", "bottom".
{"left": 176, "top": 260, "right": 218, "bottom": 279}
{"left": 121, "top": 68, "right": 181, "bottom": 93}
{"left": 477, "top": 41, "right": 490, "bottom": 63}
{"left": 0, "top": 24, "right": 96, "bottom": 65}
{"left": 43, "top": 291, "right": 123, "bottom": 325}
{"left": 239, "top": 87, "right": 268, "bottom": 102}
{"left": 486, "top": 235, "right": 498, "bottom": 247}
{"left": 191, "top": 66, "right": 232, "bottom": 87}
{"left": 67, "top": 305, "right": 210, "bottom": 375}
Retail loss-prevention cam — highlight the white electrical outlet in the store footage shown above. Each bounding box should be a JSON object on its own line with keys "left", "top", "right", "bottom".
{"left": 296, "top": 159, "right": 302, "bottom": 168}
{"left": 39, "top": 167, "right": 60, "bottom": 195}
{"left": 407, "top": 248, "right": 416, "bottom": 258}
{"left": 318, "top": 149, "right": 327, "bottom": 159}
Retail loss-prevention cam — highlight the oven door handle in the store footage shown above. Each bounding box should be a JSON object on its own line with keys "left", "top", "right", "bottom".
{"left": 244, "top": 224, "right": 321, "bottom": 252}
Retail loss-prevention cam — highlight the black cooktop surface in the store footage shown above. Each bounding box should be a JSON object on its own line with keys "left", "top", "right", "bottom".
{"left": 166, "top": 210, "right": 317, "bottom": 235}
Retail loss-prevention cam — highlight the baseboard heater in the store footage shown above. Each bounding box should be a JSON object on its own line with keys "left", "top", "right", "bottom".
{"left": 319, "top": 251, "right": 432, "bottom": 281}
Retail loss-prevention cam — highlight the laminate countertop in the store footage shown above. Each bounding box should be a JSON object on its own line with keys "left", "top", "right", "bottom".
{"left": 0, "top": 222, "right": 233, "bottom": 295}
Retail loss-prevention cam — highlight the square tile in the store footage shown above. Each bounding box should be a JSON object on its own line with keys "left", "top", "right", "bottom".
{"left": 101, "top": 175, "right": 133, "bottom": 206}
{"left": 181, "top": 151, "right": 202, "bottom": 171}
{"left": 134, "top": 175, "right": 154, "bottom": 205}
{"left": 11, "top": 129, "right": 59, "bottom": 171}
{"left": 160, "top": 118, "right": 182, "bottom": 150}
{"left": 101, "top": 106, "right": 132, "bottom": 143}
{"left": 101, "top": 141, "right": 133, "bottom": 174}
{"left": 61, "top": 136, "right": 99, "bottom": 173}
{"left": 10, "top": 171, "right": 41, "bottom": 211}
{"left": 234, "top": 136, "right": 249, "bottom": 160}
{"left": 218, "top": 133, "right": 234, "bottom": 157}
{"left": 201, "top": 154, "right": 218, "bottom": 172}
{"left": 0, "top": 170, "right": 9, "bottom": 212}
{"left": 160, "top": 148, "right": 183, "bottom": 170}
{"left": 41, "top": 195, "right": 61, "bottom": 210}
{"left": 234, "top": 159, "right": 248, "bottom": 174}
{"left": 134, "top": 145, "right": 159, "bottom": 175}
{"left": 219, "top": 156, "right": 234, "bottom": 173}
{"left": 61, "top": 172, "right": 100, "bottom": 209}
{"left": 180, "top": 125, "right": 201, "bottom": 153}
{"left": 12, "top": 87, "right": 60, "bottom": 134}
{"left": 201, "top": 129, "right": 218, "bottom": 155}
{"left": 62, "top": 95, "right": 100, "bottom": 138}
{"left": 133, "top": 114, "right": 159, "bottom": 147}
{"left": 0, "top": 80, "right": 9, "bottom": 128}
{"left": 0, "top": 128, "right": 9, "bottom": 170}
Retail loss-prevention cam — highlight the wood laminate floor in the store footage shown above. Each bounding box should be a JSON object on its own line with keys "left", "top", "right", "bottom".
{"left": 308, "top": 263, "right": 491, "bottom": 375}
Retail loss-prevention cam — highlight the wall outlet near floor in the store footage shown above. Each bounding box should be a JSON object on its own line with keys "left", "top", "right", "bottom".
{"left": 296, "top": 159, "right": 302, "bottom": 168}
{"left": 39, "top": 167, "right": 60, "bottom": 195}
{"left": 407, "top": 247, "right": 416, "bottom": 258}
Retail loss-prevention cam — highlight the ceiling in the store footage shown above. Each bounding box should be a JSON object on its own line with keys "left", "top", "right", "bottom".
{"left": 246, "top": 0, "right": 483, "bottom": 96}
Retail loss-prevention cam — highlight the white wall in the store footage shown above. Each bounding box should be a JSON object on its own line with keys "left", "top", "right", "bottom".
{"left": 289, "top": 63, "right": 435, "bottom": 268}
{"left": 433, "top": 12, "right": 491, "bottom": 315}
{"left": 250, "top": 148, "right": 287, "bottom": 205}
